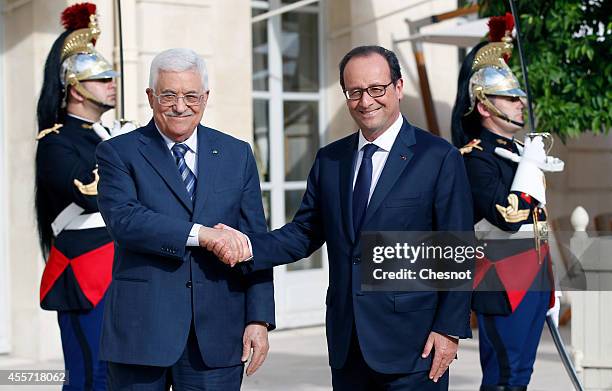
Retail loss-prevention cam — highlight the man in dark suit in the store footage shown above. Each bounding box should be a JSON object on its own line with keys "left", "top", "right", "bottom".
{"left": 214, "top": 46, "right": 473, "bottom": 390}
{"left": 96, "top": 48, "right": 275, "bottom": 390}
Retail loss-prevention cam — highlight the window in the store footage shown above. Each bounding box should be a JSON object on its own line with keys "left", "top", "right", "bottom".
{"left": 251, "top": 0, "right": 323, "bottom": 271}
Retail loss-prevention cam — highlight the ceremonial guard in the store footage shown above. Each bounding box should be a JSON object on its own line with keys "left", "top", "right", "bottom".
{"left": 35, "top": 3, "right": 134, "bottom": 390}
{"left": 451, "top": 14, "right": 564, "bottom": 391}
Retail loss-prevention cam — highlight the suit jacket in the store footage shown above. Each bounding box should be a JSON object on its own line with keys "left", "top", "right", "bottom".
{"left": 243, "top": 117, "right": 473, "bottom": 374}
{"left": 96, "top": 120, "right": 275, "bottom": 367}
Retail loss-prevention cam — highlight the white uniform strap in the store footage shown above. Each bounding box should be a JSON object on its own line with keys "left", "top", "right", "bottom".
{"left": 51, "top": 202, "right": 106, "bottom": 236}
{"left": 92, "top": 122, "right": 110, "bottom": 141}
{"left": 474, "top": 218, "right": 534, "bottom": 240}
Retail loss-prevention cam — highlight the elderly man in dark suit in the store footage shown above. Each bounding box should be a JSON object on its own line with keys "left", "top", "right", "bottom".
{"left": 213, "top": 45, "right": 473, "bottom": 390}
{"left": 96, "top": 48, "right": 274, "bottom": 390}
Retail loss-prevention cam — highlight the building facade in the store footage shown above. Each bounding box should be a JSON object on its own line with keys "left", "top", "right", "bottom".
{"left": 0, "top": 0, "right": 610, "bottom": 364}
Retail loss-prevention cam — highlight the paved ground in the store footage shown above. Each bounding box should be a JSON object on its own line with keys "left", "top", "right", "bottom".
{"left": 242, "top": 324, "right": 574, "bottom": 391}
{"left": 0, "top": 324, "right": 574, "bottom": 390}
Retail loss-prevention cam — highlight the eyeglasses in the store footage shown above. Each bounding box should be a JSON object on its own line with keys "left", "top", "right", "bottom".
{"left": 152, "top": 92, "right": 207, "bottom": 107}
{"left": 343, "top": 81, "right": 394, "bottom": 100}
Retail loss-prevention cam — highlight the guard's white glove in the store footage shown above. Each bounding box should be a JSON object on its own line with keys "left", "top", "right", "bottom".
{"left": 110, "top": 120, "right": 137, "bottom": 138}
{"left": 546, "top": 291, "right": 562, "bottom": 328}
{"left": 509, "top": 136, "right": 547, "bottom": 205}
{"left": 522, "top": 136, "right": 547, "bottom": 162}
{"left": 92, "top": 120, "right": 137, "bottom": 141}
{"left": 495, "top": 147, "right": 564, "bottom": 172}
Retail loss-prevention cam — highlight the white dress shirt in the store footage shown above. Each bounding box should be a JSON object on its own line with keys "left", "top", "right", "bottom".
{"left": 156, "top": 125, "right": 199, "bottom": 176}
{"left": 155, "top": 124, "right": 201, "bottom": 247}
{"left": 352, "top": 113, "right": 403, "bottom": 203}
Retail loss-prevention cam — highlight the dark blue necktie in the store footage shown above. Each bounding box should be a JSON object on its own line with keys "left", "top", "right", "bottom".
{"left": 171, "top": 143, "right": 196, "bottom": 200}
{"left": 352, "top": 143, "right": 378, "bottom": 237}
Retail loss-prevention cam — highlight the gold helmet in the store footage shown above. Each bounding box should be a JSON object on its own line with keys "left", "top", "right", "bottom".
{"left": 59, "top": 3, "right": 118, "bottom": 107}
{"left": 467, "top": 14, "right": 526, "bottom": 126}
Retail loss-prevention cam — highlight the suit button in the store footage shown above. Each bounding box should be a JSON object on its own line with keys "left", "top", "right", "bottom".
{"left": 353, "top": 257, "right": 361, "bottom": 265}
{"left": 186, "top": 280, "right": 192, "bottom": 288}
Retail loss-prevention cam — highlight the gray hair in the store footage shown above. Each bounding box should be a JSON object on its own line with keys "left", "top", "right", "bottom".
{"left": 148, "top": 48, "right": 209, "bottom": 90}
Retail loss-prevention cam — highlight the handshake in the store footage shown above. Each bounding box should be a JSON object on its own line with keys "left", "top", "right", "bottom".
{"left": 198, "top": 224, "right": 251, "bottom": 267}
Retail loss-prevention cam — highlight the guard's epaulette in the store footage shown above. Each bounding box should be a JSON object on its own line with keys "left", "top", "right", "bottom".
{"left": 74, "top": 168, "right": 99, "bottom": 196}
{"left": 36, "top": 124, "right": 63, "bottom": 140}
{"left": 459, "top": 139, "right": 483, "bottom": 155}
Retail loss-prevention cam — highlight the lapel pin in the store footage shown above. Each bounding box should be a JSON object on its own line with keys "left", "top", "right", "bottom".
{"left": 212, "top": 149, "right": 219, "bottom": 155}
{"left": 400, "top": 155, "right": 407, "bottom": 160}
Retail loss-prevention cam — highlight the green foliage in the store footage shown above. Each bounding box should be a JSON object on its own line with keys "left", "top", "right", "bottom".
{"left": 478, "top": 0, "right": 611, "bottom": 138}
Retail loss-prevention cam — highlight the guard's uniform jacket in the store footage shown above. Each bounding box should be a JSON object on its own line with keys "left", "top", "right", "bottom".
{"left": 38, "top": 115, "right": 113, "bottom": 310}
{"left": 461, "top": 128, "right": 552, "bottom": 315}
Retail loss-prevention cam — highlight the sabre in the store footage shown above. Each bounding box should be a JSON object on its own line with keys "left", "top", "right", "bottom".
{"left": 509, "top": 2, "right": 585, "bottom": 389}
{"left": 116, "top": 0, "right": 125, "bottom": 120}
{"left": 508, "top": 0, "right": 535, "bottom": 133}
{"left": 546, "top": 315, "right": 584, "bottom": 391}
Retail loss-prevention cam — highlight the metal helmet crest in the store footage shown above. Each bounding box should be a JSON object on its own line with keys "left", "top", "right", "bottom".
{"left": 59, "top": 3, "right": 118, "bottom": 107}
{"left": 467, "top": 16, "right": 527, "bottom": 127}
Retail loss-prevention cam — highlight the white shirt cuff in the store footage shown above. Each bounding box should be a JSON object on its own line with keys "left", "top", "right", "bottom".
{"left": 241, "top": 234, "right": 253, "bottom": 262}
{"left": 186, "top": 223, "right": 202, "bottom": 247}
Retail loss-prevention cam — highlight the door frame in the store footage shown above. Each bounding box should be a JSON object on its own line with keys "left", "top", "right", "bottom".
{"left": 0, "top": 7, "right": 12, "bottom": 354}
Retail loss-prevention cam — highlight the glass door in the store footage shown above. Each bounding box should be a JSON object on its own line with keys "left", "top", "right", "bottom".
{"left": 252, "top": 0, "right": 327, "bottom": 328}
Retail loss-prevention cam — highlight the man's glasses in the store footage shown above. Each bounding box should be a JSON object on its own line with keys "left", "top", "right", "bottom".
{"left": 343, "top": 81, "right": 394, "bottom": 100}
{"left": 152, "top": 92, "right": 207, "bottom": 107}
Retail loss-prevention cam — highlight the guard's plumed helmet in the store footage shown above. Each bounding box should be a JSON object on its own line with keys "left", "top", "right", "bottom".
{"left": 59, "top": 2, "right": 118, "bottom": 106}
{"left": 467, "top": 13, "right": 526, "bottom": 121}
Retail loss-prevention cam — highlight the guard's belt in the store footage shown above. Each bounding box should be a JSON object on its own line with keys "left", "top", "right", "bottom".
{"left": 51, "top": 202, "right": 106, "bottom": 236}
{"left": 475, "top": 218, "right": 545, "bottom": 240}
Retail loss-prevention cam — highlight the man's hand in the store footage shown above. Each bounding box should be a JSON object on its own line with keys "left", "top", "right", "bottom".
{"left": 242, "top": 323, "right": 269, "bottom": 376}
{"left": 521, "top": 136, "right": 547, "bottom": 165}
{"left": 198, "top": 226, "right": 249, "bottom": 266}
{"left": 421, "top": 331, "right": 459, "bottom": 383}
{"left": 495, "top": 147, "right": 564, "bottom": 173}
{"left": 547, "top": 291, "right": 562, "bottom": 327}
{"left": 213, "top": 223, "right": 252, "bottom": 266}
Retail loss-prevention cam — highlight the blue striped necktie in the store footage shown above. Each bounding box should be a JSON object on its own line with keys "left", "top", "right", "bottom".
{"left": 352, "top": 143, "right": 378, "bottom": 237}
{"left": 171, "top": 143, "right": 196, "bottom": 200}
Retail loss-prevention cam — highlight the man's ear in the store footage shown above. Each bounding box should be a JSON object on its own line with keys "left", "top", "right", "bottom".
{"left": 146, "top": 88, "right": 155, "bottom": 109}
{"left": 67, "top": 86, "right": 85, "bottom": 104}
{"left": 476, "top": 101, "right": 491, "bottom": 118}
{"left": 394, "top": 78, "right": 404, "bottom": 100}
{"left": 201, "top": 90, "right": 210, "bottom": 108}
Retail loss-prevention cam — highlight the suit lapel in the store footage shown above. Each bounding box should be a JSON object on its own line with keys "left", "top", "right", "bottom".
{"left": 362, "top": 118, "right": 416, "bottom": 228}
{"left": 193, "top": 125, "right": 220, "bottom": 218}
{"left": 138, "top": 120, "right": 193, "bottom": 213}
{"left": 339, "top": 133, "right": 359, "bottom": 244}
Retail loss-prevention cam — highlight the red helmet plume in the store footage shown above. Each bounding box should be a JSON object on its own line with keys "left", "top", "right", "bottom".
{"left": 488, "top": 12, "right": 515, "bottom": 43}
{"left": 60, "top": 2, "right": 97, "bottom": 31}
